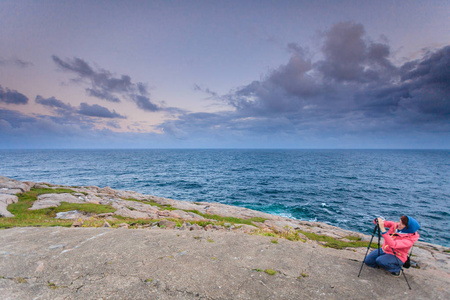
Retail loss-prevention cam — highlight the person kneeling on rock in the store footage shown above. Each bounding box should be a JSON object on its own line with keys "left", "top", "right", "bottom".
{"left": 364, "top": 215, "right": 420, "bottom": 276}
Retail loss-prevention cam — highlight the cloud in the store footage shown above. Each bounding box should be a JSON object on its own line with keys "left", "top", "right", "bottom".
{"left": 0, "top": 57, "right": 33, "bottom": 68}
{"left": 52, "top": 55, "right": 161, "bottom": 111}
{"left": 0, "top": 85, "right": 29, "bottom": 105}
{"left": 162, "top": 22, "right": 450, "bottom": 147}
{"left": 35, "top": 95, "right": 126, "bottom": 119}
{"left": 35, "top": 95, "right": 73, "bottom": 111}
{"left": 78, "top": 103, "right": 126, "bottom": 119}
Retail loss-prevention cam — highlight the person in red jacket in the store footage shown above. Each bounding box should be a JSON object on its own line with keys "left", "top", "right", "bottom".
{"left": 364, "top": 215, "right": 420, "bottom": 276}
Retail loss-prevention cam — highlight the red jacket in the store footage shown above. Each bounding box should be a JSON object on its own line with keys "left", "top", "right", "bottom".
{"left": 382, "top": 221, "right": 419, "bottom": 263}
{"left": 378, "top": 220, "right": 420, "bottom": 263}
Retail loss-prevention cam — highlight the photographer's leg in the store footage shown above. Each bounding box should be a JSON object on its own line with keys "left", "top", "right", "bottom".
{"left": 364, "top": 249, "right": 384, "bottom": 268}
{"left": 375, "top": 254, "right": 402, "bottom": 273}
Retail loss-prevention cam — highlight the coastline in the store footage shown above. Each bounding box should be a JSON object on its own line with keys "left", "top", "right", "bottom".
{"left": 1, "top": 175, "right": 449, "bottom": 299}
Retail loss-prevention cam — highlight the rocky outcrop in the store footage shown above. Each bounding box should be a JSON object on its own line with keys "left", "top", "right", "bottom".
{"left": 0, "top": 176, "right": 34, "bottom": 217}
{"left": 29, "top": 193, "right": 86, "bottom": 210}
{"left": 0, "top": 175, "right": 448, "bottom": 276}
{"left": 1, "top": 227, "right": 449, "bottom": 300}
{"left": 0, "top": 175, "right": 33, "bottom": 194}
{"left": 0, "top": 194, "right": 18, "bottom": 217}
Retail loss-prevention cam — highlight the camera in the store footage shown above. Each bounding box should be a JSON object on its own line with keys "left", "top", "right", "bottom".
{"left": 374, "top": 216, "right": 385, "bottom": 224}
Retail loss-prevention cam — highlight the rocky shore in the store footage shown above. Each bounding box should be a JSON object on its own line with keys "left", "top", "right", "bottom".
{"left": 1, "top": 175, "right": 449, "bottom": 299}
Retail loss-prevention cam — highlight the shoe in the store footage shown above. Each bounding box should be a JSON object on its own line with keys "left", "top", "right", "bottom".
{"left": 391, "top": 271, "right": 401, "bottom": 277}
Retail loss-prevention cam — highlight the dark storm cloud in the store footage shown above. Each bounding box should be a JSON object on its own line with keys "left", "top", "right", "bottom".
{"left": 35, "top": 95, "right": 126, "bottom": 119}
{"left": 0, "top": 109, "right": 36, "bottom": 128}
{"left": 0, "top": 85, "right": 29, "bottom": 104}
{"left": 86, "top": 88, "right": 121, "bottom": 103}
{"left": 133, "top": 95, "right": 159, "bottom": 112}
{"left": 163, "top": 22, "right": 449, "bottom": 142}
{"left": 78, "top": 103, "right": 126, "bottom": 119}
{"left": 52, "top": 55, "right": 161, "bottom": 111}
{"left": 35, "top": 95, "right": 74, "bottom": 111}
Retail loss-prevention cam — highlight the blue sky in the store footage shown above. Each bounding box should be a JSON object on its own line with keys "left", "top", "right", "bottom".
{"left": 1, "top": 0, "right": 449, "bottom": 149}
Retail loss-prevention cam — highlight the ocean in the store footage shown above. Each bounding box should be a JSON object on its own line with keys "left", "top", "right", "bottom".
{"left": 1, "top": 149, "right": 449, "bottom": 247}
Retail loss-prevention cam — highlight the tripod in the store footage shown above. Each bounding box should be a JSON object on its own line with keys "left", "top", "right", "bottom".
{"left": 358, "top": 221, "right": 412, "bottom": 290}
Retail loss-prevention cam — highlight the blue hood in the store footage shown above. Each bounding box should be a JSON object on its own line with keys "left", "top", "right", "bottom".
{"left": 398, "top": 216, "right": 420, "bottom": 234}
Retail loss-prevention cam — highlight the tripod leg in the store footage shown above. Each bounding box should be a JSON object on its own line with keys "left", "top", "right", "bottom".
{"left": 358, "top": 224, "right": 378, "bottom": 277}
{"left": 392, "top": 249, "right": 412, "bottom": 290}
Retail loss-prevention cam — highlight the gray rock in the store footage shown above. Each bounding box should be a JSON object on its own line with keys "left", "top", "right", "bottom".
{"left": 97, "top": 213, "right": 114, "bottom": 218}
{"left": 189, "top": 224, "right": 203, "bottom": 231}
{"left": 103, "top": 221, "right": 111, "bottom": 228}
{"left": 0, "top": 194, "right": 18, "bottom": 217}
{"left": 0, "top": 176, "right": 32, "bottom": 193}
{"left": 118, "top": 223, "right": 129, "bottom": 229}
{"left": 171, "top": 210, "right": 205, "bottom": 220}
{"left": 71, "top": 220, "right": 83, "bottom": 227}
{"left": 29, "top": 193, "right": 85, "bottom": 210}
{"left": 1, "top": 227, "right": 447, "bottom": 300}
{"left": 179, "top": 223, "right": 188, "bottom": 230}
{"left": 55, "top": 210, "right": 85, "bottom": 220}
{"left": 237, "top": 224, "right": 257, "bottom": 233}
{"left": 98, "top": 186, "right": 116, "bottom": 195}
{"left": 159, "top": 220, "right": 177, "bottom": 229}
{"left": 114, "top": 207, "right": 152, "bottom": 219}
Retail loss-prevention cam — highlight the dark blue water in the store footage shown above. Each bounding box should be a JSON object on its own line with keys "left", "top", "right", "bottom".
{"left": 1, "top": 149, "right": 449, "bottom": 247}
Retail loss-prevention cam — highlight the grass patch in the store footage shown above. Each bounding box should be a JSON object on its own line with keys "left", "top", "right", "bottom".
{"left": 253, "top": 229, "right": 305, "bottom": 242}
{"left": 444, "top": 249, "right": 450, "bottom": 253}
{"left": 298, "top": 231, "right": 376, "bottom": 249}
{"left": 344, "top": 235, "right": 362, "bottom": 241}
{"left": 41, "top": 202, "right": 115, "bottom": 218}
{"left": 253, "top": 229, "right": 372, "bottom": 248}
{"left": 185, "top": 210, "right": 266, "bottom": 226}
{"left": 125, "top": 198, "right": 177, "bottom": 211}
{"left": 7, "top": 188, "right": 75, "bottom": 216}
{"left": 271, "top": 239, "right": 278, "bottom": 244}
{"left": 0, "top": 188, "right": 116, "bottom": 228}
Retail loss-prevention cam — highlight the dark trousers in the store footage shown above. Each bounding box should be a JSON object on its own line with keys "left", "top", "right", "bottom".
{"left": 364, "top": 248, "right": 403, "bottom": 272}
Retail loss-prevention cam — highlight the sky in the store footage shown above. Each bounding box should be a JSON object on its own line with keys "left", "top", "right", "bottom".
{"left": 0, "top": 0, "right": 449, "bottom": 149}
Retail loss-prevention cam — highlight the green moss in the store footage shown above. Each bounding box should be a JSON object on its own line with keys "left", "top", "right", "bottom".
{"left": 253, "top": 229, "right": 305, "bottom": 242}
{"left": 15, "top": 277, "right": 27, "bottom": 283}
{"left": 271, "top": 239, "right": 278, "bottom": 244}
{"left": 185, "top": 210, "right": 266, "bottom": 226}
{"left": 344, "top": 235, "right": 362, "bottom": 241}
{"left": 298, "top": 231, "right": 376, "bottom": 249}
{"left": 444, "top": 249, "right": 450, "bottom": 253}
{"left": 125, "top": 198, "right": 176, "bottom": 210}
{"left": 264, "top": 269, "right": 277, "bottom": 275}
{"left": 47, "top": 282, "right": 58, "bottom": 289}
{"left": 297, "top": 271, "right": 308, "bottom": 279}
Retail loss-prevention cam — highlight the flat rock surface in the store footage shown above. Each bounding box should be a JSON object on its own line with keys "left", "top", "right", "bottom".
{"left": 0, "top": 227, "right": 449, "bottom": 300}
